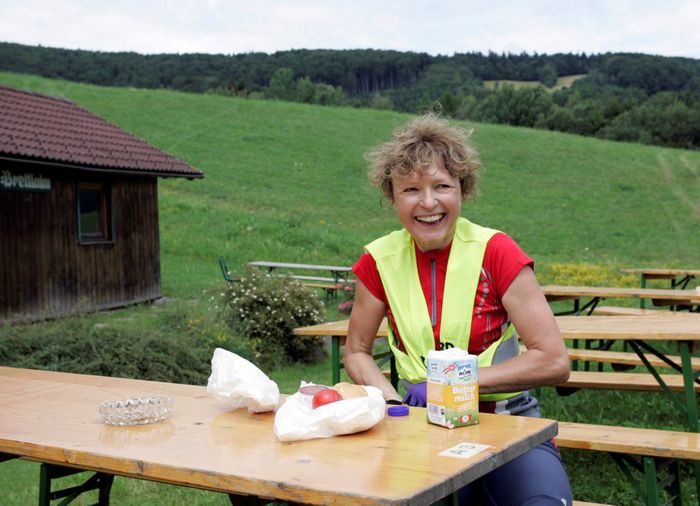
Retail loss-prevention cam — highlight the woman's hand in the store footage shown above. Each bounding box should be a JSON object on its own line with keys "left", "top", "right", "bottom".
{"left": 478, "top": 266, "right": 570, "bottom": 394}
{"left": 344, "top": 281, "right": 403, "bottom": 403}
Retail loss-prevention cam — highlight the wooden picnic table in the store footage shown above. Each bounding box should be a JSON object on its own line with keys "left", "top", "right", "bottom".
{"left": 620, "top": 268, "right": 700, "bottom": 308}
{"left": 295, "top": 313, "right": 700, "bottom": 432}
{"left": 294, "top": 318, "right": 390, "bottom": 387}
{"left": 620, "top": 268, "right": 700, "bottom": 286}
{"left": 0, "top": 366, "right": 557, "bottom": 506}
{"left": 541, "top": 284, "right": 700, "bottom": 315}
{"left": 557, "top": 314, "right": 700, "bottom": 432}
{"left": 247, "top": 260, "right": 353, "bottom": 283}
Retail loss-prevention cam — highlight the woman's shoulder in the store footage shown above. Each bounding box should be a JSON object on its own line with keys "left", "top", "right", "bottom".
{"left": 483, "top": 232, "right": 534, "bottom": 296}
{"left": 486, "top": 231, "right": 522, "bottom": 252}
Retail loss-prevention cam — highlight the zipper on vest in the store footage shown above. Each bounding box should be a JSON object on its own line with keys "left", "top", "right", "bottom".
{"left": 431, "top": 258, "right": 437, "bottom": 326}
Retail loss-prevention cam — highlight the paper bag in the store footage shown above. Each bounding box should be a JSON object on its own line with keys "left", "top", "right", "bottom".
{"left": 273, "top": 384, "right": 385, "bottom": 441}
{"left": 206, "top": 347, "right": 280, "bottom": 413}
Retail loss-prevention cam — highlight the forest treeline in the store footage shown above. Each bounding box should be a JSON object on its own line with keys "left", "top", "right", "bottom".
{"left": 1, "top": 42, "right": 699, "bottom": 149}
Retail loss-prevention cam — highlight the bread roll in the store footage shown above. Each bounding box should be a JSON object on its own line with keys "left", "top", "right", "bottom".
{"left": 332, "top": 382, "right": 367, "bottom": 399}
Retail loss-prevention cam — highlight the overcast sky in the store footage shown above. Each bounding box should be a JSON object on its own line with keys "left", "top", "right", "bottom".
{"left": 1, "top": 0, "right": 698, "bottom": 59}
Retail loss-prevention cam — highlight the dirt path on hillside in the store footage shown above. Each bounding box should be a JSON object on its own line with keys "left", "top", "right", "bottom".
{"left": 657, "top": 153, "right": 700, "bottom": 219}
{"left": 679, "top": 154, "right": 700, "bottom": 182}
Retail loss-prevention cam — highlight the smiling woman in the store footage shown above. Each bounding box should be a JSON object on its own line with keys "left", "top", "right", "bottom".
{"left": 343, "top": 112, "right": 572, "bottom": 505}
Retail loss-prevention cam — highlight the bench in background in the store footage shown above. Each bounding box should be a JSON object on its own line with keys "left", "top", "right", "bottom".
{"left": 556, "top": 370, "right": 700, "bottom": 394}
{"left": 557, "top": 421, "right": 700, "bottom": 505}
{"left": 247, "top": 260, "right": 355, "bottom": 300}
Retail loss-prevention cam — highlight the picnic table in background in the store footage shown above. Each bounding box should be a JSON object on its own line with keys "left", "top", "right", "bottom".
{"left": 247, "top": 260, "right": 354, "bottom": 299}
{"left": 296, "top": 314, "right": 700, "bottom": 433}
{"left": 294, "top": 318, "right": 396, "bottom": 387}
{"left": 0, "top": 367, "right": 557, "bottom": 506}
{"left": 621, "top": 268, "right": 700, "bottom": 308}
{"left": 556, "top": 314, "right": 700, "bottom": 433}
{"left": 541, "top": 284, "right": 700, "bottom": 315}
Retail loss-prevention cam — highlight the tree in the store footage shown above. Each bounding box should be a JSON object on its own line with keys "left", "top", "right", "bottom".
{"left": 539, "top": 63, "right": 558, "bottom": 88}
{"left": 267, "top": 67, "right": 295, "bottom": 100}
{"left": 313, "top": 83, "right": 346, "bottom": 106}
{"left": 295, "top": 77, "right": 316, "bottom": 103}
{"left": 370, "top": 94, "right": 394, "bottom": 110}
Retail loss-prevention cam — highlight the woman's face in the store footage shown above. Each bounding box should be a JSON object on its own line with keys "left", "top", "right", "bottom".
{"left": 391, "top": 164, "right": 462, "bottom": 252}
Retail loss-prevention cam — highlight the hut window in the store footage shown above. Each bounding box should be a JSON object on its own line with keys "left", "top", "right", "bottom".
{"left": 78, "top": 182, "right": 112, "bottom": 243}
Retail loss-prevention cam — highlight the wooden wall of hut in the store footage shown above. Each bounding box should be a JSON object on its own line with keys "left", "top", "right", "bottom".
{"left": 0, "top": 172, "right": 161, "bottom": 321}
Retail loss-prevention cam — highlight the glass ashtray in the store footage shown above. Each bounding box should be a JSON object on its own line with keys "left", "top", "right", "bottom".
{"left": 99, "top": 396, "right": 173, "bottom": 426}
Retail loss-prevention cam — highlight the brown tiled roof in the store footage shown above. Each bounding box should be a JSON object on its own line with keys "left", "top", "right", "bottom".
{"left": 0, "top": 85, "right": 203, "bottom": 178}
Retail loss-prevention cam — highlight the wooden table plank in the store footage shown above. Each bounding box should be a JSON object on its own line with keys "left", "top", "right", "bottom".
{"left": 247, "top": 261, "right": 352, "bottom": 273}
{"left": 555, "top": 314, "right": 700, "bottom": 340}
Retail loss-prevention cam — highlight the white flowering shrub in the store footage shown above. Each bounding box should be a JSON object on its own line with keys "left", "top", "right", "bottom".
{"left": 219, "top": 269, "right": 326, "bottom": 369}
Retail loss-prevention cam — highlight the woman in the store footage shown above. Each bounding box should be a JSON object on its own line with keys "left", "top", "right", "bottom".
{"left": 344, "top": 113, "right": 572, "bottom": 505}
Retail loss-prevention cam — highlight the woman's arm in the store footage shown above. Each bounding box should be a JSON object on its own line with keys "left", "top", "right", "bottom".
{"left": 344, "top": 281, "right": 403, "bottom": 402}
{"left": 477, "top": 265, "right": 570, "bottom": 394}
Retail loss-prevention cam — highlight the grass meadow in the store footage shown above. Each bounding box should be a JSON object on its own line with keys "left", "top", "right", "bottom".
{"left": 1, "top": 71, "right": 699, "bottom": 504}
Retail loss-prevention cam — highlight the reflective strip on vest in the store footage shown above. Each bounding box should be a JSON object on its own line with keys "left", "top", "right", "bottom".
{"left": 366, "top": 217, "right": 522, "bottom": 401}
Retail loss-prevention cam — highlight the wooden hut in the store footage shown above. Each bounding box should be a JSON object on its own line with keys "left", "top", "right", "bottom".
{"left": 0, "top": 85, "right": 203, "bottom": 322}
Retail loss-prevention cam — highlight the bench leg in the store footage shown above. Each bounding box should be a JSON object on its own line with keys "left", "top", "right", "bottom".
{"left": 228, "top": 493, "right": 277, "bottom": 505}
{"left": 678, "top": 341, "right": 699, "bottom": 433}
{"left": 642, "top": 457, "right": 661, "bottom": 506}
{"left": 39, "top": 463, "right": 114, "bottom": 506}
{"left": 611, "top": 454, "right": 687, "bottom": 506}
{"left": 331, "top": 335, "right": 340, "bottom": 385}
{"left": 432, "top": 491, "right": 459, "bottom": 506}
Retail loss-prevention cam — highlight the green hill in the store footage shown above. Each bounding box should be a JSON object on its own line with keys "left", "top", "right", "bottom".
{"left": 2, "top": 72, "right": 699, "bottom": 298}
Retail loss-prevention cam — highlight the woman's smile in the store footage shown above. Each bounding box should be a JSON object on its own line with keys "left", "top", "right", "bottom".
{"left": 415, "top": 214, "right": 445, "bottom": 223}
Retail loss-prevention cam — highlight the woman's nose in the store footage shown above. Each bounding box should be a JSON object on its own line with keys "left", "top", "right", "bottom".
{"left": 419, "top": 188, "right": 437, "bottom": 207}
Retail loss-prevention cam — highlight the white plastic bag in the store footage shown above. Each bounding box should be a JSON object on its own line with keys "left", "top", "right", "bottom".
{"left": 273, "top": 384, "right": 386, "bottom": 441}
{"left": 206, "top": 347, "right": 280, "bottom": 413}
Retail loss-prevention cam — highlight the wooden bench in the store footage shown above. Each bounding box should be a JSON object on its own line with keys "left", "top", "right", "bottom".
{"left": 557, "top": 421, "right": 700, "bottom": 505}
{"left": 591, "top": 305, "right": 666, "bottom": 316}
{"left": 301, "top": 281, "right": 343, "bottom": 299}
{"left": 566, "top": 347, "right": 700, "bottom": 371}
{"left": 556, "top": 370, "right": 700, "bottom": 393}
{"left": 515, "top": 344, "right": 700, "bottom": 372}
{"left": 293, "top": 276, "right": 355, "bottom": 299}
{"left": 385, "top": 369, "right": 699, "bottom": 395}
{"left": 247, "top": 261, "right": 354, "bottom": 300}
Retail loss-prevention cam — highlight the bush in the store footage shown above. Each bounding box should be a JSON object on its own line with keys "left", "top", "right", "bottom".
{"left": 0, "top": 303, "right": 222, "bottom": 384}
{"left": 537, "top": 262, "right": 636, "bottom": 287}
{"left": 219, "top": 269, "right": 326, "bottom": 370}
{"left": 0, "top": 296, "right": 260, "bottom": 385}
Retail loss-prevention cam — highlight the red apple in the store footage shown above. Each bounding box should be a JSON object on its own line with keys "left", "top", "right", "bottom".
{"left": 312, "top": 388, "right": 343, "bottom": 409}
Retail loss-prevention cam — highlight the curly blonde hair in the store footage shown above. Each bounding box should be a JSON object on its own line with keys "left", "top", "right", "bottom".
{"left": 365, "top": 113, "right": 481, "bottom": 202}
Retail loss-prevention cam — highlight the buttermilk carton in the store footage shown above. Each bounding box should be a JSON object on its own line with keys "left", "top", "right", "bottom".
{"left": 426, "top": 348, "right": 479, "bottom": 428}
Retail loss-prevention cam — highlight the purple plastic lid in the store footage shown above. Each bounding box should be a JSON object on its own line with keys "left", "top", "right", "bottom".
{"left": 387, "top": 405, "right": 409, "bottom": 417}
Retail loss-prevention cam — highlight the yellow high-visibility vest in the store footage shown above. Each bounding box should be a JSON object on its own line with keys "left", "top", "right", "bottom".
{"left": 366, "top": 217, "right": 521, "bottom": 401}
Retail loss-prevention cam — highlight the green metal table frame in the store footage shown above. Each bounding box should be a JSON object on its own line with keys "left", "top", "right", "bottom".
{"left": 610, "top": 453, "right": 683, "bottom": 506}
{"left": 329, "top": 335, "right": 398, "bottom": 388}
{"left": 638, "top": 273, "right": 697, "bottom": 309}
{"left": 0, "top": 454, "right": 114, "bottom": 506}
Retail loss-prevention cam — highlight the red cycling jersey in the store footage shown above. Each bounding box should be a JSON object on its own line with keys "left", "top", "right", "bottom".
{"left": 352, "top": 232, "right": 533, "bottom": 355}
